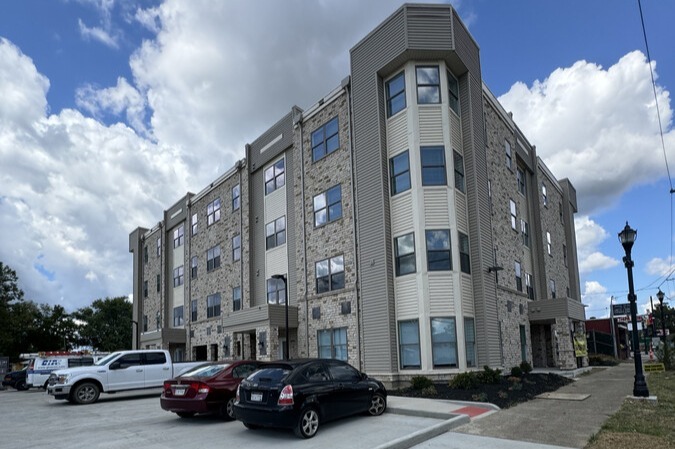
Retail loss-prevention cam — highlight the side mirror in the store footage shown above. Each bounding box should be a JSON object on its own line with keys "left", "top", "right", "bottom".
{"left": 361, "top": 372, "right": 368, "bottom": 380}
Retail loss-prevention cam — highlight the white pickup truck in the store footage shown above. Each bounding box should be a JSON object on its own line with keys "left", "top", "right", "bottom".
{"left": 47, "top": 350, "right": 203, "bottom": 404}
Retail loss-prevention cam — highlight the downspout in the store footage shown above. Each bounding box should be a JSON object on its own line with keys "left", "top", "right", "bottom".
{"left": 296, "top": 112, "right": 311, "bottom": 357}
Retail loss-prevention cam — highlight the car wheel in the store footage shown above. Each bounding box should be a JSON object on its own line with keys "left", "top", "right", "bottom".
{"left": 294, "top": 407, "right": 320, "bottom": 439}
{"left": 70, "top": 382, "right": 100, "bottom": 405}
{"left": 176, "top": 412, "right": 195, "bottom": 418}
{"left": 243, "top": 422, "right": 260, "bottom": 430}
{"left": 43, "top": 380, "right": 49, "bottom": 390}
{"left": 368, "top": 393, "right": 386, "bottom": 416}
{"left": 15, "top": 380, "right": 28, "bottom": 391}
{"left": 219, "top": 397, "right": 236, "bottom": 421}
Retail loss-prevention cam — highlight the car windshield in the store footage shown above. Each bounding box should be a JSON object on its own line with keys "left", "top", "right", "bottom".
{"left": 246, "top": 367, "right": 291, "bottom": 384}
{"left": 95, "top": 352, "right": 121, "bottom": 366}
{"left": 179, "top": 363, "right": 230, "bottom": 378}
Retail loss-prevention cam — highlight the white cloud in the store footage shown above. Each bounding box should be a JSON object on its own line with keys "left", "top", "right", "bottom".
{"left": 499, "top": 51, "right": 675, "bottom": 216}
{"left": 581, "top": 281, "right": 611, "bottom": 318}
{"left": 646, "top": 256, "right": 674, "bottom": 277}
{"left": 575, "top": 216, "right": 620, "bottom": 274}
{"left": 78, "top": 18, "right": 119, "bottom": 49}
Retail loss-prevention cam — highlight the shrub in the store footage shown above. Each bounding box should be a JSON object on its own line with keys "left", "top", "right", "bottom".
{"left": 410, "top": 375, "right": 434, "bottom": 390}
{"left": 471, "top": 392, "right": 488, "bottom": 402}
{"left": 508, "top": 381, "right": 523, "bottom": 391}
{"left": 519, "top": 361, "right": 533, "bottom": 374}
{"left": 478, "top": 365, "right": 502, "bottom": 384}
{"left": 450, "top": 372, "right": 480, "bottom": 390}
{"left": 421, "top": 385, "right": 437, "bottom": 396}
{"left": 588, "top": 354, "right": 619, "bottom": 366}
{"left": 497, "top": 390, "right": 509, "bottom": 399}
{"left": 654, "top": 342, "right": 673, "bottom": 370}
{"left": 510, "top": 366, "right": 523, "bottom": 377}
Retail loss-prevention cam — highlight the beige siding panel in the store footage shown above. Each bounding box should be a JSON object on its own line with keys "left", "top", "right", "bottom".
{"left": 461, "top": 275, "right": 474, "bottom": 316}
{"left": 428, "top": 274, "right": 455, "bottom": 315}
{"left": 455, "top": 193, "right": 468, "bottom": 231}
{"left": 387, "top": 113, "right": 408, "bottom": 155}
{"left": 264, "top": 186, "right": 287, "bottom": 220}
{"left": 395, "top": 277, "right": 419, "bottom": 319}
{"left": 391, "top": 192, "right": 414, "bottom": 235}
{"left": 419, "top": 107, "right": 444, "bottom": 145}
{"left": 450, "top": 113, "right": 462, "bottom": 152}
{"left": 265, "top": 246, "right": 288, "bottom": 280}
{"left": 423, "top": 190, "right": 450, "bottom": 228}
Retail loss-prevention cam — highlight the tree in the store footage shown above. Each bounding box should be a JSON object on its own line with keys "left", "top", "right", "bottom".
{"left": 0, "top": 262, "right": 26, "bottom": 360}
{"left": 74, "top": 297, "right": 132, "bottom": 352}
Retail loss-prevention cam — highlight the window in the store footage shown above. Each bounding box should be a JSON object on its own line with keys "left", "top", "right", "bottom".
{"left": 312, "top": 117, "right": 340, "bottom": 161}
{"left": 207, "top": 198, "right": 221, "bottom": 225}
{"left": 264, "top": 158, "right": 285, "bottom": 195}
{"left": 505, "top": 140, "right": 512, "bottom": 169}
{"left": 431, "top": 317, "right": 457, "bottom": 367}
{"left": 232, "top": 234, "right": 241, "bottom": 261}
{"left": 233, "top": 287, "right": 241, "bottom": 311}
{"left": 143, "top": 280, "right": 148, "bottom": 298}
{"left": 207, "top": 245, "right": 221, "bottom": 272}
{"left": 173, "top": 225, "right": 184, "bottom": 248}
{"left": 416, "top": 66, "right": 440, "bottom": 104}
{"left": 542, "top": 183, "right": 548, "bottom": 206}
{"left": 526, "top": 273, "right": 534, "bottom": 299}
{"left": 447, "top": 71, "right": 459, "bottom": 114}
{"left": 389, "top": 151, "right": 411, "bottom": 195}
{"left": 265, "top": 216, "right": 286, "bottom": 249}
{"left": 143, "top": 315, "right": 148, "bottom": 332}
{"left": 207, "top": 293, "right": 221, "bottom": 318}
{"left": 191, "top": 299, "right": 198, "bottom": 322}
{"left": 266, "top": 277, "right": 286, "bottom": 304}
{"left": 459, "top": 232, "right": 471, "bottom": 274}
{"left": 315, "top": 255, "right": 345, "bottom": 293}
{"left": 421, "top": 146, "right": 447, "bottom": 186}
{"left": 398, "top": 320, "right": 421, "bottom": 369}
{"left": 191, "top": 213, "right": 197, "bottom": 236}
{"left": 173, "top": 306, "right": 184, "bottom": 327}
{"left": 546, "top": 232, "right": 552, "bottom": 255}
{"left": 156, "top": 311, "right": 161, "bottom": 329}
{"left": 563, "top": 244, "right": 568, "bottom": 267}
{"left": 426, "top": 230, "right": 451, "bottom": 271}
{"left": 515, "top": 261, "right": 522, "bottom": 292}
{"left": 510, "top": 200, "right": 517, "bottom": 230}
{"left": 318, "top": 328, "right": 348, "bottom": 361}
{"left": 559, "top": 203, "right": 564, "bottom": 223}
{"left": 143, "top": 246, "right": 148, "bottom": 263}
{"left": 521, "top": 220, "right": 530, "bottom": 247}
{"left": 156, "top": 274, "right": 160, "bottom": 292}
{"left": 517, "top": 167, "right": 526, "bottom": 195}
{"left": 453, "top": 151, "right": 465, "bottom": 193}
{"left": 550, "top": 279, "right": 556, "bottom": 299}
{"left": 313, "top": 185, "right": 342, "bottom": 227}
{"left": 327, "top": 361, "right": 361, "bottom": 382}
{"left": 173, "top": 266, "right": 184, "bottom": 287}
{"left": 395, "top": 233, "right": 416, "bottom": 276}
{"left": 232, "top": 184, "right": 240, "bottom": 211}
{"left": 386, "top": 71, "right": 406, "bottom": 117}
{"left": 156, "top": 237, "right": 161, "bottom": 256}
{"left": 464, "top": 317, "right": 476, "bottom": 367}
{"left": 190, "top": 256, "right": 197, "bottom": 279}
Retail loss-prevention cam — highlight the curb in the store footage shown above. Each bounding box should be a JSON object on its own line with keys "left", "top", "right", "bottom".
{"left": 373, "top": 414, "right": 470, "bottom": 449}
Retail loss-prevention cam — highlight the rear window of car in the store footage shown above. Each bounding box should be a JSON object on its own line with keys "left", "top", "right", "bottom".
{"left": 180, "top": 363, "right": 230, "bottom": 378}
{"left": 246, "top": 367, "right": 291, "bottom": 384}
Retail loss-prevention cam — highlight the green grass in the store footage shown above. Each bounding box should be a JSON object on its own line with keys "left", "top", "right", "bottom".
{"left": 585, "top": 371, "right": 675, "bottom": 449}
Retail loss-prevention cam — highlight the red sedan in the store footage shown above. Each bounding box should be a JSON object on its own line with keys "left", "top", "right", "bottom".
{"left": 161, "top": 360, "right": 263, "bottom": 420}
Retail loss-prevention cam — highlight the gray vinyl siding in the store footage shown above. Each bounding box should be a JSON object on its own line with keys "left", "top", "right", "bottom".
{"left": 407, "top": 7, "right": 453, "bottom": 50}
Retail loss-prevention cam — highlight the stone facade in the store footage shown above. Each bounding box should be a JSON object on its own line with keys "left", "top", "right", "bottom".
{"left": 140, "top": 227, "right": 163, "bottom": 346}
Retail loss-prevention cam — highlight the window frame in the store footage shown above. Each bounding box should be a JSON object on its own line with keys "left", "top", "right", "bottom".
{"left": 173, "top": 224, "right": 184, "bottom": 248}
{"left": 232, "top": 234, "right": 241, "bottom": 261}
{"left": 389, "top": 150, "right": 411, "bottom": 195}
{"left": 315, "top": 255, "right": 345, "bottom": 294}
{"left": 313, "top": 185, "right": 342, "bottom": 227}
{"left": 173, "top": 306, "right": 184, "bottom": 327}
{"left": 191, "top": 213, "right": 198, "bottom": 236}
{"left": 266, "top": 277, "right": 286, "bottom": 305}
{"left": 233, "top": 286, "right": 241, "bottom": 311}
{"left": 317, "top": 328, "right": 348, "bottom": 361}
{"left": 453, "top": 150, "right": 465, "bottom": 193}
{"left": 505, "top": 140, "right": 512, "bottom": 169}
{"left": 459, "top": 232, "right": 471, "bottom": 274}
{"left": 550, "top": 279, "right": 557, "bottom": 299}
{"left": 311, "top": 116, "right": 340, "bottom": 162}
{"left": 546, "top": 232, "right": 552, "bottom": 255}
{"left": 386, "top": 71, "right": 406, "bottom": 117}
{"left": 172, "top": 266, "right": 184, "bottom": 288}
{"left": 515, "top": 261, "right": 523, "bottom": 292}
{"left": 517, "top": 167, "right": 526, "bottom": 196}
{"left": 156, "top": 274, "right": 161, "bottom": 292}
{"left": 264, "top": 158, "right": 286, "bottom": 195}
{"left": 207, "top": 198, "right": 221, "bottom": 226}
{"left": 265, "top": 216, "right": 286, "bottom": 250}
{"left": 464, "top": 317, "right": 476, "bottom": 367}
{"left": 395, "top": 232, "right": 416, "bottom": 276}
{"left": 415, "top": 65, "right": 441, "bottom": 105}
{"left": 190, "top": 256, "right": 197, "bottom": 279}
{"left": 207, "top": 245, "right": 221, "bottom": 272}
{"left": 191, "top": 299, "right": 198, "bottom": 322}
{"left": 207, "top": 293, "right": 221, "bottom": 318}
{"left": 526, "top": 272, "right": 534, "bottom": 299}
{"left": 447, "top": 70, "right": 459, "bottom": 114}
{"left": 420, "top": 146, "right": 447, "bottom": 186}
{"left": 510, "top": 199, "right": 517, "bottom": 230}
{"left": 232, "top": 184, "right": 240, "bottom": 211}
{"left": 430, "top": 317, "right": 458, "bottom": 368}
{"left": 521, "top": 219, "right": 530, "bottom": 247}
{"left": 542, "top": 183, "right": 548, "bottom": 206}
{"left": 156, "top": 237, "right": 161, "bottom": 257}
{"left": 426, "top": 230, "right": 451, "bottom": 271}
{"left": 398, "top": 320, "right": 421, "bottom": 369}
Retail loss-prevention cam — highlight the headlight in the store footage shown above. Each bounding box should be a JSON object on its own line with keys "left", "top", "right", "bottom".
{"left": 56, "top": 374, "right": 70, "bottom": 384}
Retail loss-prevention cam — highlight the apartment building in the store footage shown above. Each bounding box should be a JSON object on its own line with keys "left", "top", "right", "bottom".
{"left": 129, "top": 3, "right": 586, "bottom": 384}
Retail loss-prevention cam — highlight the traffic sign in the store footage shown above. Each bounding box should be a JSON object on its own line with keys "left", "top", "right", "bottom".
{"left": 612, "top": 303, "right": 631, "bottom": 316}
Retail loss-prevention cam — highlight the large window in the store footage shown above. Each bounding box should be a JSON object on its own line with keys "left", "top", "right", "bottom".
{"left": 207, "top": 293, "right": 221, "bottom": 318}
{"left": 459, "top": 232, "right": 471, "bottom": 274}
{"left": 191, "top": 213, "right": 197, "bottom": 236}
{"left": 521, "top": 220, "right": 530, "bottom": 247}
{"left": 173, "top": 306, "right": 184, "bottom": 327}
{"left": 426, "top": 230, "right": 451, "bottom": 271}
{"left": 233, "top": 287, "right": 241, "bottom": 311}
{"left": 546, "top": 231, "right": 552, "bottom": 255}
{"left": 190, "top": 256, "right": 197, "bottom": 279}
{"left": 526, "top": 273, "right": 534, "bottom": 299}
{"left": 266, "top": 277, "right": 286, "bottom": 304}
{"left": 264, "top": 158, "right": 285, "bottom": 195}
{"left": 191, "top": 299, "right": 198, "bottom": 322}
{"left": 232, "top": 235, "right": 241, "bottom": 261}
{"left": 550, "top": 279, "right": 557, "bottom": 299}
{"left": 447, "top": 71, "right": 459, "bottom": 114}
{"left": 510, "top": 200, "right": 517, "bottom": 230}
{"left": 386, "top": 71, "right": 406, "bottom": 117}
{"left": 517, "top": 167, "right": 526, "bottom": 195}
{"left": 173, "top": 224, "right": 184, "bottom": 248}
{"left": 395, "top": 233, "right": 416, "bottom": 276}
{"left": 318, "top": 328, "right": 348, "bottom": 361}
{"left": 416, "top": 66, "right": 440, "bottom": 104}
{"left": 232, "top": 184, "right": 240, "bottom": 211}
{"left": 421, "top": 146, "right": 447, "bottom": 186}
{"left": 315, "top": 255, "right": 345, "bottom": 293}
{"left": 398, "top": 320, "right": 421, "bottom": 369}
{"left": 453, "top": 151, "right": 465, "bottom": 193}
{"left": 172, "top": 266, "right": 184, "bottom": 287}
{"left": 431, "top": 317, "right": 458, "bottom": 367}
{"left": 207, "top": 198, "right": 221, "bottom": 226}
{"left": 515, "top": 261, "right": 523, "bottom": 292}
{"left": 389, "top": 151, "right": 411, "bottom": 195}
{"left": 207, "top": 245, "right": 221, "bottom": 272}
{"left": 313, "top": 185, "right": 342, "bottom": 227}
{"left": 505, "top": 140, "right": 512, "bottom": 169}
{"left": 464, "top": 317, "right": 476, "bottom": 367}
{"left": 265, "top": 216, "right": 286, "bottom": 249}
{"left": 312, "top": 117, "right": 340, "bottom": 161}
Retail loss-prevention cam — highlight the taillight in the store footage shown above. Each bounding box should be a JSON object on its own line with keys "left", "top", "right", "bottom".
{"left": 235, "top": 385, "right": 240, "bottom": 403}
{"left": 163, "top": 381, "right": 172, "bottom": 394}
{"left": 278, "top": 385, "right": 294, "bottom": 406}
{"left": 193, "top": 382, "right": 210, "bottom": 394}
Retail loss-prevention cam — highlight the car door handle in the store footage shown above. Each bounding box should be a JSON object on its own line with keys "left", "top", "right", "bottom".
{"left": 163, "top": 367, "right": 170, "bottom": 370}
{"left": 136, "top": 369, "right": 143, "bottom": 373}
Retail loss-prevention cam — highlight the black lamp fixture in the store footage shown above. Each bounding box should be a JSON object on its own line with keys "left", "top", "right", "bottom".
{"left": 271, "top": 274, "right": 289, "bottom": 360}
{"left": 657, "top": 289, "right": 667, "bottom": 344}
{"left": 618, "top": 222, "right": 649, "bottom": 397}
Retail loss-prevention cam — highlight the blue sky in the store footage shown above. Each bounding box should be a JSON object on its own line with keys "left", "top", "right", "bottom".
{"left": 0, "top": 0, "right": 673, "bottom": 319}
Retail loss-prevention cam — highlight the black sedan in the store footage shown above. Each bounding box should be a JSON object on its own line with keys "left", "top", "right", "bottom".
{"left": 233, "top": 358, "right": 387, "bottom": 438}
{"left": 2, "top": 368, "right": 28, "bottom": 391}
{"left": 161, "top": 360, "right": 263, "bottom": 420}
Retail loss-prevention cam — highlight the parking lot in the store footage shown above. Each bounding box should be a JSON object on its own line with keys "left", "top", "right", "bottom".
{"left": 1, "top": 388, "right": 444, "bottom": 449}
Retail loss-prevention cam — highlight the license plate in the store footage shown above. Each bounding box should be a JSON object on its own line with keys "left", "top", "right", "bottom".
{"left": 251, "top": 392, "right": 262, "bottom": 402}
{"left": 174, "top": 387, "right": 187, "bottom": 396}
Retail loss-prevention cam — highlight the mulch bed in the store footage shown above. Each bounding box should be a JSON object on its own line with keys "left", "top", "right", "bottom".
{"left": 389, "top": 373, "right": 574, "bottom": 409}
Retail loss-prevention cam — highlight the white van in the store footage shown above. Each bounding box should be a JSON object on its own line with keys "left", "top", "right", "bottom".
{"left": 27, "top": 353, "right": 101, "bottom": 389}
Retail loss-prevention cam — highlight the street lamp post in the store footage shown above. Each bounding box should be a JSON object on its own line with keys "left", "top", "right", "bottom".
{"left": 657, "top": 289, "right": 667, "bottom": 344}
{"left": 272, "top": 274, "right": 289, "bottom": 360}
{"left": 618, "top": 222, "right": 649, "bottom": 397}
{"left": 131, "top": 320, "right": 138, "bottom": 350}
